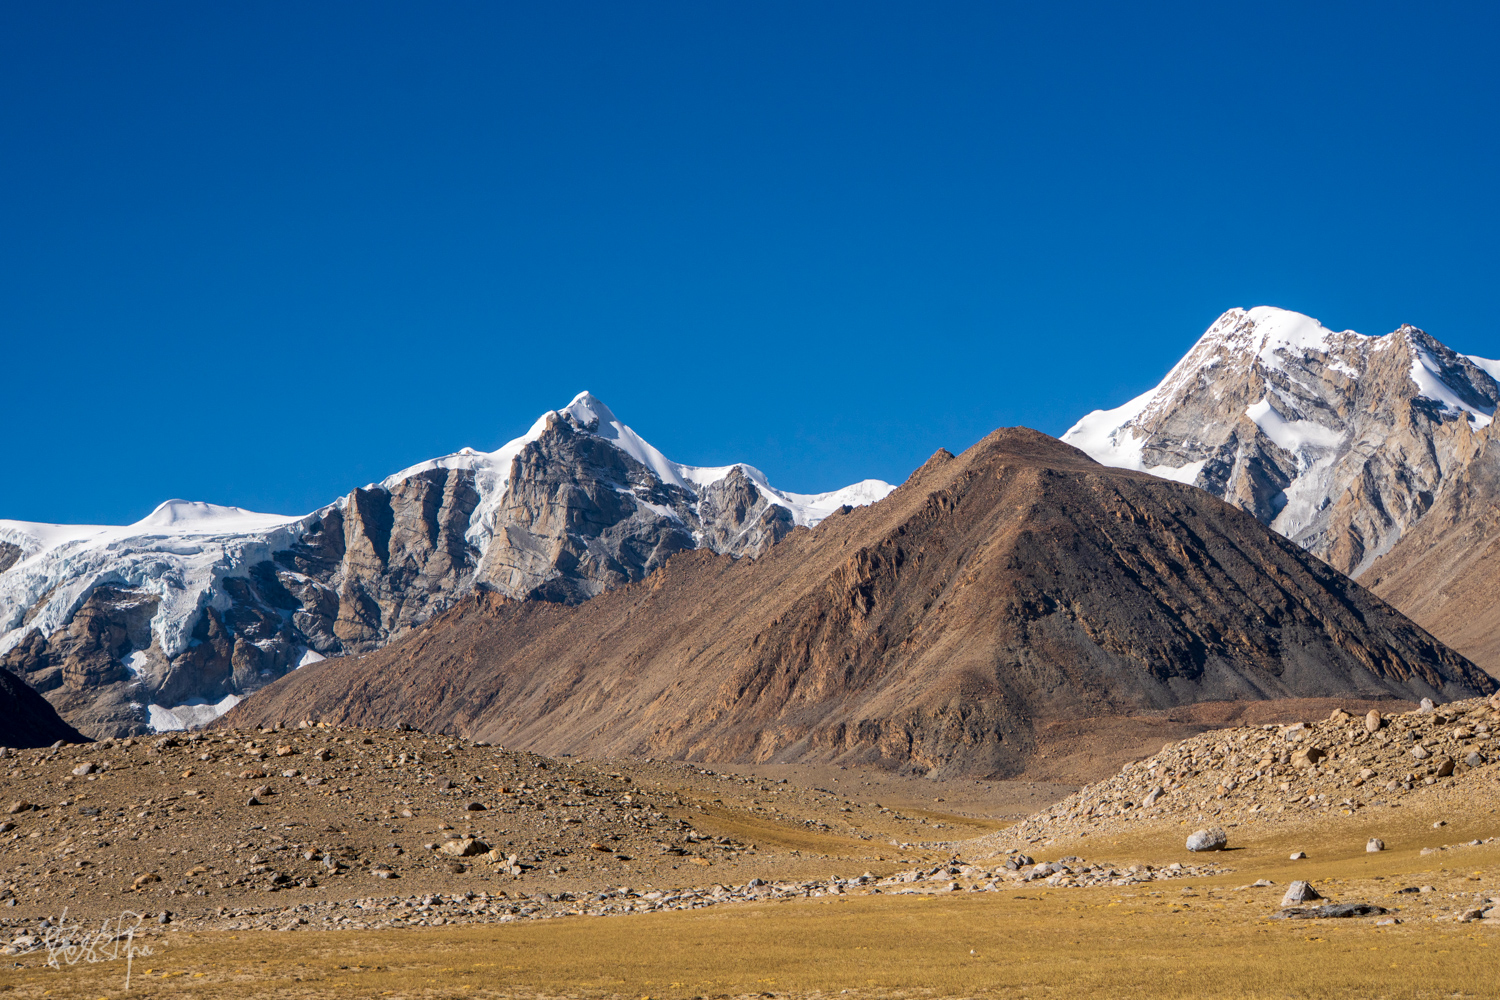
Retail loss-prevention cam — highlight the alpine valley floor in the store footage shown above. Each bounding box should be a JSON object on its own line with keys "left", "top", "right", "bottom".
{"left": 1, "top": 702, "right": 1498, "bottom": 999}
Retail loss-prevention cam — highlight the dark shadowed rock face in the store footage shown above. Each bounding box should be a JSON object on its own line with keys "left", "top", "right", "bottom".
{"left": 2, "top": 396, "right": 889, "bottom": 738}
{"left": 0, "top": 667, "right": 85, "bottom": 748}
{"left": 226, "top": 428, "right": 1495, "bottom": 779}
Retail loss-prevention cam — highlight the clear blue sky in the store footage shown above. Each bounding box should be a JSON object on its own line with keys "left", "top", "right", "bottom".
{"left": 4, "top": 2, "right": 1498, "bottom": 524}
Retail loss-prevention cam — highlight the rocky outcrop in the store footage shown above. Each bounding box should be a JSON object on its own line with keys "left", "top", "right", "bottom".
{"left": 224, "top": 428, "right": 1495, "bottom": 779}
{"left": 1065, "top": 307, "right": 1499, "bottom": 577}
{"left": 0, "top": 393, "right": 893, "bottom": 738}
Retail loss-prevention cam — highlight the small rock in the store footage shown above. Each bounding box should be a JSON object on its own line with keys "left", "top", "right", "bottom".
{"left": 1465, "top": 752, "right": 1485, "bottom": 768}
{"left": 275, "top": 745, "right": 294, "bottom": 757}
{"left": 71, "top": 763, "right": 95, "bottom": 776}
{"left": 1418, "top": 697, "right": 1435, "bottom": 713}
{"left": 1433, "top": 820, "right": 1446, "bottom": 828}
{"left": 5, "top": 802, "right": 32, "bottom": 815}
{"left": 1289, "top": 852, "right": 1307, "bottom": 860}
{"left": 1142, "top": 786, "right": 1164, "bottom": 807}
{"left": 1366, "top": 839, "right": 1385, "bottom": 853}
{"left": 1328, "top": 709, "right": 1350, "bottom": 724}
{"left": 1410, "top": 746, "right": 1430, "bottom": 760}
{"left": 1282, "top": 881, "right": 1321, "bottom": 905}
{"left": 465, "top": 802, "right": 486, "bottom": 811}
{"left": 252, "top": 784, "right": 273, "bottom": 797}
{"left": 1186, "top": 828, "right": 1228, "bottom": 852}
{"left": 1435, "top": 757, "right": 1454, "bottom": 778}
{"left": 246, "top": 796, "right": 262, "bottom": 807}
{"left": 132, "top": 873, "right": 161, "bottom": 890}
{"left": 1364, "top": 710, "right": 1383, "bottom": 733}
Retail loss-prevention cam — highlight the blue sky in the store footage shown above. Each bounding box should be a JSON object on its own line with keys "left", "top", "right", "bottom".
{"left": 3, "top": 2, "right": 1498, "bottom": 524}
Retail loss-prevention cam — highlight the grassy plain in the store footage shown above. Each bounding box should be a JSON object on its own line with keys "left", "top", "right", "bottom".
{"left": 4, "top": 807, "right": 1495, "bottom": 1000}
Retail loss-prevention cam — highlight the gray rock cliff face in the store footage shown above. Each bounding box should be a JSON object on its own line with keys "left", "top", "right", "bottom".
{"left": 0, "top": 393, "right": 892, "bottom": 737}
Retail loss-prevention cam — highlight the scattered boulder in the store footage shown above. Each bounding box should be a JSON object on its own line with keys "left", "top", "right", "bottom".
{"left": 1282, "top": 881, "right": 1321, "bottom": 905}
{"left": 1186, "top": 827, "right": 1228, "bottom": 852}
{"left": 1364, "top": 710, "right": 1384, "bottom": 733}
{"left": 132, "top": 873, "right": 161, "bottom": 891}
{"left": 1366, "top": 838, "right": 1385, "bottom": 853}
{"left": 1289, "top": 852, "right": 1307, "bottom": 860}
{"left": 1435, "top": 757, "right": 1455, "bottom": 778}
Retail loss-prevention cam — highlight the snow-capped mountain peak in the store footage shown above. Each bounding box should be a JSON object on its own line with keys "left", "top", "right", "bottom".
{"left": 1064, "top": 306, "right": 1500, "bottom": 577}
{"left": 1, "top": 393, "right": 895, "bottom": 738}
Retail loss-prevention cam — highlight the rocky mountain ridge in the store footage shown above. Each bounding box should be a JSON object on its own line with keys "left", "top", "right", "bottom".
{"left": 224, "top": 427, "right": 1496, "bottom": 778}
{"left": 0, "top": 393, "right": 892, "bottom": 738}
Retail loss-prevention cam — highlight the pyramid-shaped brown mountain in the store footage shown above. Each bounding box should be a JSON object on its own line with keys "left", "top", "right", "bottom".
{"left": 225, "top": 429, "right": 1495, "bottom": 777}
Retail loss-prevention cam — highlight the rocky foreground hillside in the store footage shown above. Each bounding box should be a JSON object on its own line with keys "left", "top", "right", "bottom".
{"left": 992, "top": 691, "right": 1500, "bottom": 848}
{"left": 225, "top": 428, "right": 1495, "bottom": 778}
{"left": 0, "top": 393, "right": 891, "bottom": 738}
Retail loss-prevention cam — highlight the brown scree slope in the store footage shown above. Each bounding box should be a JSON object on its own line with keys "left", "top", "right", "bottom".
{"left": 224, "top": 429, "right": 1495, "bottom": 778}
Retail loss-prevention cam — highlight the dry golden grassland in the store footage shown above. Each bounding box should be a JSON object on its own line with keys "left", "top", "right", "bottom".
{"left": 3, "top": 797, "right": 1495, "bottom": 1000}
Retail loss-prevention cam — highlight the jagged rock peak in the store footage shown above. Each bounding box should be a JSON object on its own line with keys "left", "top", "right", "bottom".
{"left": 1064, "top": 306, "right": 1500, "bottom": 576}
{"left": 0, "top": 392, "right": 895, "bottom": 738}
